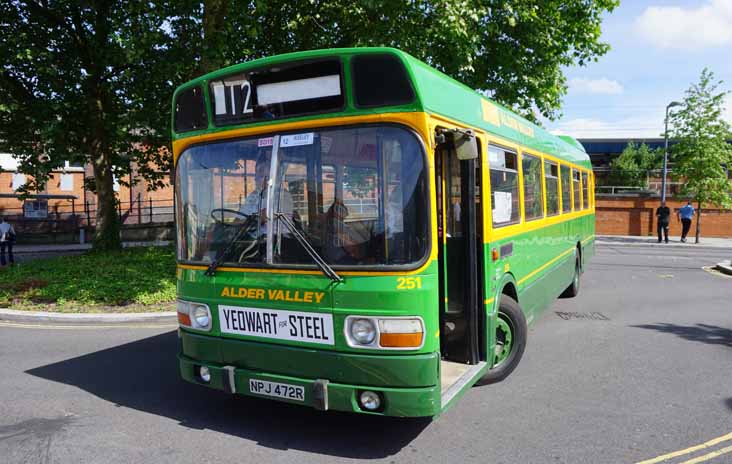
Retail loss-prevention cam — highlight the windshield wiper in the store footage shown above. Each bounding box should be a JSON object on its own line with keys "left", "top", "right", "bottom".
{"left": 205, "top": 213, "right": 258, "bottom": 276}
{"left": 274, "top": 212, "right": 343, "bottom": 283}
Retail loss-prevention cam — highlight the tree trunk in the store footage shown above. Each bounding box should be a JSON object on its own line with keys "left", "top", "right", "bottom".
{"left": 694, "top": 200, "right": 702, "bottom": 244}
{"left": 91, "top": 151, "right": 122, "bottom": 250}
{"left": 199, "top": 0, "right": 229, "bottom": 75}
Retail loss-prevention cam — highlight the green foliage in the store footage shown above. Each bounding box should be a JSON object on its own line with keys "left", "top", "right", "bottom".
{"left": 0, "top": 247, "right": 176, "bottom": 312}
{"left": 608, "top": 142, "right": 663, "bottom": 187}
{"left": 1, "top": 0, "right": 618, "bottom": 248}
{"left": 670, "top": 69, "right": 732, "bottom": 210}
{"left": 196, "top": 0, "right": 619, "bottom": 121}
{"left": 0, "top": 1, "right": 190, "bottom": 249}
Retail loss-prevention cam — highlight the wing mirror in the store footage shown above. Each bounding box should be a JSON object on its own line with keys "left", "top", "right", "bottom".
{"left": 449, "top": 129, "right": 478, "bottom": 160}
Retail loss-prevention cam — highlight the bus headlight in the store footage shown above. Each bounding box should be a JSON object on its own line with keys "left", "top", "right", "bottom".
{"left": 191, "top": 305, "right": 211, "bottom": 329}
{"left": 345, "top": 316, "right": 424, "bottom": 349}
{"left": 177, "top": 300, "right": 212, "bottom": 331}
{"left": 349, "top": 318, "right": 377, "bottom": 345}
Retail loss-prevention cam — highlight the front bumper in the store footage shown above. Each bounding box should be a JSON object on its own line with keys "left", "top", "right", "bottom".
{"left": 179, "top": 330, "right": 441, "bottom": 417}
{"left": 179, "top": 355, "right": 440, "bottom": 416}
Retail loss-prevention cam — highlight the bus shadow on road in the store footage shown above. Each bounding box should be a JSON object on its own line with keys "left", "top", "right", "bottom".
{"left": 631, "top": 323, "right": 732, "bottom": 348}
{"left": 25, "top": 330, "right": 430, "bottom": 459}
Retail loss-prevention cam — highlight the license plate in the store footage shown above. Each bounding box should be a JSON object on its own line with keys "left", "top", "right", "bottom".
{"left": 249, "top": 379, "right": 305, "bottom": 402}
{"left": 218, "top": 305, "right": 334, "bottom": 345}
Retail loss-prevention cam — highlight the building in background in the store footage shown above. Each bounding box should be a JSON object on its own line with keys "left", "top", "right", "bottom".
{"left": 0, "top": 153, "right": 173, "bottom": 237}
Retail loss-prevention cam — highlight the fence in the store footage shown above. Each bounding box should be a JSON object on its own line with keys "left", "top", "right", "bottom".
{"left": 0, "top": 195, "right": 174, "bottom": 237}
{"left": 593, "top": 168, "right": 690, "bottom": 197}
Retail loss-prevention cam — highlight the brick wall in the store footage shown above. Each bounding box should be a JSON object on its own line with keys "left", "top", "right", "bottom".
{"left": 596, "top": 195, "right": 732, "bottom": 238}
{"left": 0, "top": 170, "right": 174, "bottom": 222}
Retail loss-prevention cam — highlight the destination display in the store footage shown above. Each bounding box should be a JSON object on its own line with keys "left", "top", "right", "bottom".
{"left": 209, "top": 59, "right": 344, "bottom": 126}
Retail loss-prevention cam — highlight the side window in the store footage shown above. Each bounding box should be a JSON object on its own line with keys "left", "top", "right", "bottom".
{"left": 488, "top": 145, "right": 520, "bottom": 227}
{"left": 582, "top": 171, "right": 589, "bottom": 210}
{"left": 522, "top": 153, "right": 544, "bottom": 221}
{"left": 561, "top": 165, "right": 572, "bottom": 213}
{"left": 572, "top": 169, "right": 581, "bottom": 211}
{"left": 544, "top": 160, "right": 560, "bottom": 216}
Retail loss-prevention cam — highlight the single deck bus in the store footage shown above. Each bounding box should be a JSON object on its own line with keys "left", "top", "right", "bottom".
{"left": 172, "top": 48, "right": 594, "bottom": 417}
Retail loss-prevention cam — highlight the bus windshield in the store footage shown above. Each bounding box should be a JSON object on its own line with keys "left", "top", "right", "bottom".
{"left": 175, "top": 125, "right": 428, "bottom": 268}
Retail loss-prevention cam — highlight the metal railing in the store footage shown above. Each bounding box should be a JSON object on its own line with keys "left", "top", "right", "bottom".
{"left": 0, "top": 194, "right": 174, "bottom": 232}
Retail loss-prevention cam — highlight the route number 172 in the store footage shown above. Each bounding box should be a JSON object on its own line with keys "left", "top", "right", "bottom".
{"left": 396, "top": 277, "right": 422, "bottom": 290}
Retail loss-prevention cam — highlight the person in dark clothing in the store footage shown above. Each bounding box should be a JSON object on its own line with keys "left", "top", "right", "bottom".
{"left": 0, "top": 216, "right": 16, "bottom": 266}
{"left": 656, "top": 201, "right": 671, "bottom": 243}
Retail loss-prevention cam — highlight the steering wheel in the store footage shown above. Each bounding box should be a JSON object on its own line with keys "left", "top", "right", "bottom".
{"left": 210, "top": 208, "right": 254, "bottom": 225}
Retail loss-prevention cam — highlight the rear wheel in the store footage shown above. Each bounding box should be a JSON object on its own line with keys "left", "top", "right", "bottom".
{"left": 478, "top": 295, "right": 527, "bottom": 385}
{"left": 560, "top": 253, "right": 581, "bottom": 298}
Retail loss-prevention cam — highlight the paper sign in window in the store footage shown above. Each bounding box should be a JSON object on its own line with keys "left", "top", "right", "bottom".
{"left": 493, "top": 191, "right": 513, "bottom": 224}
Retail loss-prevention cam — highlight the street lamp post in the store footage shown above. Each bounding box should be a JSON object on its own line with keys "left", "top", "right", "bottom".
{"left": 662, "top": 101, "right": 682, "bottom": 203}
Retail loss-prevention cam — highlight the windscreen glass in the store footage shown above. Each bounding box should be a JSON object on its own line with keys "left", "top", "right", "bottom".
{"left": 175, "top": 125, "right": 428, "bottom": 268}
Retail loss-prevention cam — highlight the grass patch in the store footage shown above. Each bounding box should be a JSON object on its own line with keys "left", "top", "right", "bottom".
{"left": 0, "top": 246, "right": 176, "bottom": 313}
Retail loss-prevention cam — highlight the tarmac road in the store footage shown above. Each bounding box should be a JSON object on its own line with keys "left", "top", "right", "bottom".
{"left": 0, "top": 244, "right": 730, "bottom": 464}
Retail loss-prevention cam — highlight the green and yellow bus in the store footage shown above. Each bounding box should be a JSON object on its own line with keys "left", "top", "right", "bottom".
{"left": 172, "top": 48, "right": 594, "bottom": 417}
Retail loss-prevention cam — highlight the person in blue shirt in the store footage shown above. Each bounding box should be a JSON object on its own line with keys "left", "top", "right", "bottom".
{"left": 677, "top": 200, "right": 695, "bottom": 243}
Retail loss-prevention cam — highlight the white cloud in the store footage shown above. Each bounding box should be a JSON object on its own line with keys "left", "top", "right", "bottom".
{"left": 635, "top": 0, "right": 732, "bottom": 50}
{"left": 568, "top": 78, "right": 624, "bottom": 95}
{"left": 549, "top": 116, "right": 664, "bottom": 139}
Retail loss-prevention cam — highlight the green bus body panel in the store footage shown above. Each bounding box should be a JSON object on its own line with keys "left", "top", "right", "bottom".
{"left": 179, "top": 355, "right": 440, "bottom": 417}
{"left": 173, "top": 47, "right": 595, "bottom": 416}
{"left": 486, "top": 214, "right": 596, "bottom": 326}
{"left": 180, "top": 330, "right": 439, "bottom": 388}
{"left": 178, "top": 261, "right": 440, "bottom": 355}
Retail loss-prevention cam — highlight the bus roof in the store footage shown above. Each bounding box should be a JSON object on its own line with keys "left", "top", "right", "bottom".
{"left": 173, "top": 47, "right": 590, "bottom": 168}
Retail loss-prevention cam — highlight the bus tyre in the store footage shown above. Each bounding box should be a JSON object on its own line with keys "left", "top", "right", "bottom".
{"left": 560, "top": 254, "right": 581, "bottom": 298}
{"left": 479, "top": 295, "right": 527, "bottom": 385}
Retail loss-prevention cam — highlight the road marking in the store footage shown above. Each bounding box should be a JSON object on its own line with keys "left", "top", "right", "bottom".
{"left": 678, "top": 445, "right": 732, "bottom": 464}
{"left": 0, "top": 321, "right": 176, "bottom": 330}
{"left": 635, "top": 432, "right": 732, "bottom": 464}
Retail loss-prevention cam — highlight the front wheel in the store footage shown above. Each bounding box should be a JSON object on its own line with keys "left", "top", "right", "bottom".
{"left": 478, "top": 295, "right": 527, "bottom": 385}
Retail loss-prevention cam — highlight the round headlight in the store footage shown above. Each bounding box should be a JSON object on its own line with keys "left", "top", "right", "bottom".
{"left": 198, "top": 366, "right": 211, "bottom": 383}
{"left": 350, "top": 318, "right": 376, "bottom": 345}
{"left": 359, "top": 390, "right": 382, "bottom": 411}
{"left": 192, "top": 305, "right": 210, "bottom": 328}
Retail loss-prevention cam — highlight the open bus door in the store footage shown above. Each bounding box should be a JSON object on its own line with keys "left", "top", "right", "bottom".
{"left": 434, "top": 128, "right": 487, "bottom": 402}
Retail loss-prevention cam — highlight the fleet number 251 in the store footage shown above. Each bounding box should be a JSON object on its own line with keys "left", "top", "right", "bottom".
{"left": 396, "top": 277, "right": 422, "bottom": 290}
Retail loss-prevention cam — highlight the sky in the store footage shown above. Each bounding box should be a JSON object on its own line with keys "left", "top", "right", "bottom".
{"left": 544, "top": 0, "right": 732, "bottom": 139}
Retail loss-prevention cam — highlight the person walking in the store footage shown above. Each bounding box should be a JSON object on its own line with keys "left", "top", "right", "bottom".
{"left": 677, "top": 200, "right": 695, "bottom": 243}
{"left": 656, "top": 201, "right": 671, "bottom": 243}
{"left": 0, "top": 216, "right": 16, "bottom": 266}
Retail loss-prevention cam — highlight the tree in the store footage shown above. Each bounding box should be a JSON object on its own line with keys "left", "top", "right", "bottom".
{"left": 669, "top": 68, "right": 732, "bottom": 244}
{"left": 174, "top": 0, "right": 619, "bottom": 120}
{"left": 0, "top": 1, "right": 188, "bottom": 250}
{"left": 608, "top": 142, "right": 662, "bottom": 188}
{"left": 2, "top": 0, "right": 618, "bottom": 251}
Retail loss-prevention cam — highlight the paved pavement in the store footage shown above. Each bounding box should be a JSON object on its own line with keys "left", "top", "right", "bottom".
{"left": 0, "top": 244, "right": 730, "bottom": 464}
{"left": 596, "top": 234, "right": 732, "bottom": 249}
